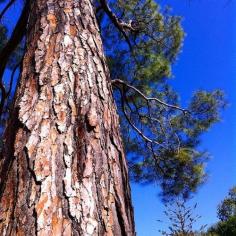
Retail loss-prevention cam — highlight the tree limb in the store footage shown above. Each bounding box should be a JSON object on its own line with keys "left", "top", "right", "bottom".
{"left": 6, "top": 61, "right": 20, "bottom": 98}
{"left": 112, "top": 79, "right": 189, "bottom": 113}
{"left": 0, "top": 0, "right": 15, "bottom": 21}
{"left": 99, "top": 0, "right": 137, "bottom": 51}
{"left": 0, "top": 1, "right": 29, "bottom": 82}
{"left": 0, "top": 1, "right": 29, "bottom": 116}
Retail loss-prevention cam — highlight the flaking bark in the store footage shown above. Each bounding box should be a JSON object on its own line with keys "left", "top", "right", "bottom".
{"left": 0, "top": 0, "right": 135, "bottom": 235}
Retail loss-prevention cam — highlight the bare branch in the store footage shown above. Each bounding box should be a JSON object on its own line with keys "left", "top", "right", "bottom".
{"left": 0, "top": 0, "right": 29, "bottom": 82}
{"left": 112, "top": 79, "right": 189, "bottom": 113}
{"left": 0, "top": 1, "right": 29, "bottom": 117}
{"left": 99, "top": 0, "right": 137, "bottom": 51}
{"left": 0, "top": 0, "right": 15, "bottom": 21}
{"left": 0, "top": 82, "right": 6, "bottom": 117}
{"left": 100, "top": 0, "right": 138, "bottom": 31}
{"left": 6, "top": 61, "right": 20, "bottom": 98}
{"left": 117, "top": 84, "right": 156, "bottom": 145}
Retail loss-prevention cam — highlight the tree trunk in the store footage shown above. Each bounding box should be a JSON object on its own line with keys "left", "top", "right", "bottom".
{"left": 0, "top": 0, "right": 135, "bottom": 235}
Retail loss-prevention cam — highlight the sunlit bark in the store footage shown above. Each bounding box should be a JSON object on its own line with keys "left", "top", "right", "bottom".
{"left": 0, "top": 0, "right": 135, "bottom": 235}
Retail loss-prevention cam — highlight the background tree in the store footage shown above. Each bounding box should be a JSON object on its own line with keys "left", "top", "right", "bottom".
{"left": 0, "top": 0, "right": 225, "bottom": 234}
{"left": 217, "top": 186, "right": 236, "bottom": 221}
{"left": 206, "top": 186, "right": 236, "bottom": 236}
{"left": 158, "top": 198, "right": 207, "bottom": 236}
{"left": 207, "top": 216, "right": 236, "bottom": 236}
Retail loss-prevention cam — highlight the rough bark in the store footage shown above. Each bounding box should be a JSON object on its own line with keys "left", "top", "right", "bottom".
{"left": 0, "top": 0, "right": 135, "bottom": 235}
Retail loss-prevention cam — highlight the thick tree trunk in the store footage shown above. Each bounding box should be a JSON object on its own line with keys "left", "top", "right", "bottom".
{"left": 0, "top": 0, "right": 135, "bottom": 235}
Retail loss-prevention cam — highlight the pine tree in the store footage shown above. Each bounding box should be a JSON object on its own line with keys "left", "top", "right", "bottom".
{"left": 0, "top": 0, "right": 225, "bottom": 235}
{"left": 0, "top": 1, "right": 135, "bottom": 234}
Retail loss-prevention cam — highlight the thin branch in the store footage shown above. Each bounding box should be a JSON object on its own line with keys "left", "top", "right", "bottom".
{"left": 116, "top": 83, "right": 171, "bottom": 155}
{"left": 117, "top": 84, "right": 155, "bottom": 144}
{"left": 0, "top": 0, "right": 15, "bottom": 21}
{"left": 0, "top": 82, "right": 6, "bottom": 117}
{"left": 112, "top": 79, "right": 189, "bottom": 113}
{"left": 100, "top": 0, "right": 138, "bottom": 31}
{"left": 99, "top": 0, "right": 137, "bottom": 51}
{"left": 0, "top": 1, "right": 29, "bottom": 116}
{"left": 6, "top": 61, "right": 21, "bottom": 98}
{"left": 0, "top": 0, "right": 29, "bottom": 83}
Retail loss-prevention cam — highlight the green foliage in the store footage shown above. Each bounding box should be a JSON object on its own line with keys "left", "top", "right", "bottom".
{"left": 207, "top": 216, "right": 236, "bottom": 236}
{"left": 100, "top": 0, "right": 183, "bottom": 88}
{"left": 122, "top": 88, "right": 225, "bottom": 200}
{"left": 217, "top": 186, "right": 236, "bottom": 221}
{"left": 130, "top": 147, "right": 208, "bottom": 200}
{"left": 206, "top": 186, "right": 236, "bottom": 236}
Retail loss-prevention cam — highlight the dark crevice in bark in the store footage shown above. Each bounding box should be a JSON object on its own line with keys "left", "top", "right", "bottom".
{"left": 10, "top": 152, "right": 20, "bottom": 228}
{"left": 32, "top": 206, "right": 38, "bottom": 236}
{"left": 115, "top": 199, "right": 128, "bottom": 236}
{"left": 111, "top": 133, "right": 135, "bottom": 230}
{"left": 75, "top": 119, "right": 88, "bottom": 181}
{"left": 94, "top": 164, "right": 105, "bottom": 235}
{"left": 0, "top": 108, "right": 22, "bottom": 198}
{"left": 61, "top": 144, "right": 82, "bottom": 235}
{"left": 24, "top": 147, "right": 41, "bottom": 186}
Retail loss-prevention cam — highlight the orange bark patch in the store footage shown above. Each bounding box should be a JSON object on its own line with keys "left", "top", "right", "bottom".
{"left": 103, "top": 106, "right": 111, "bottom": 128}
{"left": 45, "top": 34, "right": 57, "bottom": 66}
{"left": 36, "top": 195, "right": 48, "bottom": 216}
{"left": 14, "top": 128, "right": 24, "bottom": 154}
{"left": 64, "top": 8, "right": 72, "bottom": 13}
{"left": 50, "top": 128, "right": 58, "bottom": 143}
{"left": 87, "top": 107, "right": 98, "bottom": 127}
{"left": 52, "top": 212, "right": 63, "bottom": 235}
{"left": 63, "top": 219, "right": 72, "bottom": 235}
{"left": 70, "top": 25, "right": 77, "bottom": 37}
{"left": 47, "top": 14, "right": 57, "bottom": 29}
{"left": 27, "top": 143, "right": 36, "bottom": 157}
{"left": 58, "top": 111, "right": 66, "bottom": 122}
{"left": 35, "top": 100, "right": 46, "bottom": 114}
{"left": 34, "top": 156, "right": 50, "bottom": 179}
{"left": 16, "top": 229, "right": 25, "bottom": 236}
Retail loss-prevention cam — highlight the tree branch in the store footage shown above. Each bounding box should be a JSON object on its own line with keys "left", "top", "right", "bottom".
{"left": 0, "top": 0, "right": 29, "bottom": 82}
{"left": 6, "top": 61, "right": 21, "bottom": 98}
{"left": 0, "top": 0, "right": 15, "bottom": 21}
{"left": 0, "top": 1, "right": 29, "bottom": 116}
{"left": 99, "top": 0, "right": 137, "bottom": 51}
{"left": 112, "top": 79, "right": 189, "bottom": 113}
{"left": 99, "top": 0, "right": 138, "bottom": 31}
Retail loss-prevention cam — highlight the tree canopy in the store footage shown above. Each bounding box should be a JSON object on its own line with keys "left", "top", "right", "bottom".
{"left": 0, "top": 0, "right": 226, "bottom": 201}
{"left": 95, "top": 0, "right": 225, "bottom": 200}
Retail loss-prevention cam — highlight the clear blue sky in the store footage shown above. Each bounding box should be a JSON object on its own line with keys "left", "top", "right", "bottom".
{"left": 132, "top": 0, "right": 236, "bottom": 235}
{"left": 1, "top": 1, "right": 235, "bottom": 235}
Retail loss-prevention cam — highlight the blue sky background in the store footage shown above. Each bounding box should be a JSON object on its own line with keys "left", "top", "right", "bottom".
{"left": 132, "top": 0, "right": 236, "bottom": 235}
{"left": 1, "top": 0, "right": 235, "bottom": 235}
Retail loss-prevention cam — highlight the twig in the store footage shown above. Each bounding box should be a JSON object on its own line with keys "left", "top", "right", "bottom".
{"left": 99, "top": 0, "right": 137, "bottom": 51}
{"left": 0, "top": 0, "right": 29, "bottom": 83}
{"left": 112, "top": 79, "right": 189, "bottom": 113}
{"left": 0, "top": 0, "right": 15, "bottom": 21}
{"left": 6, "top": 62, "right": 21, "bottom": 98}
